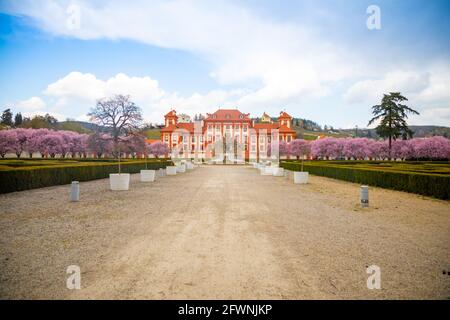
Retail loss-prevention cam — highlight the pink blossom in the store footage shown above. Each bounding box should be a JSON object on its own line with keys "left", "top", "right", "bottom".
{"left": 289, "top": 139, "right": 311, "bottom": 159}
{"left": 148, "top": 141, "right": 170, "bottom": 158}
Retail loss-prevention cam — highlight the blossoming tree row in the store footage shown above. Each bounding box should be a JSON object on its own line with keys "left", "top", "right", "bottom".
{"left": 284, "top": 136, "right": 450, "bottom": 160}
{"left": 0, "top": 128, "right": 169, "bottom": 158}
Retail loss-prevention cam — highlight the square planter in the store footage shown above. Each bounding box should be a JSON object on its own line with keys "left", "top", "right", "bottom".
{"left": 186, "top": 162, "right": 194, "bottom": 170}
{"left": 272, "top": 167, "right": 284, "bottom": 177}
{"left": 177, "top": 164, "right": 186, "bottom": 173}
{"left": 166, "top": 166, "right": 177, "bottom": 175}
{"left": 109, "top": 173, "right": 130, "bottom": 191}
{"left": 294, "top": 171, "right": 309, "bottom": 184}
{"left": 140, "top": 170, "right": 156, "bottom": 182}
{"left": 262, "top": 166, "right": 273, "bottom": 175}
{"left": 159, "top": 168, "right": 166, "bottom": 177}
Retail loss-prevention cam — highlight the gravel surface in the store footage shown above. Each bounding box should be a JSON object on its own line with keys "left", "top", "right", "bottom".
{"left": 0, "top": 165, "right": 449, "bottom": 299}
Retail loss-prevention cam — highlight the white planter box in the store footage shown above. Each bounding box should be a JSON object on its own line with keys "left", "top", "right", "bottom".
{"left": 262, "top": 166, "right": 273, "bottom": 175}
{"left": 166, "top": 166, "right": 177, "bottom": 175}
{"left": 159, "top": 168, "right": 166, "bottom": 177}
{"left": 294, "top": 171, "right": 309, "bottom": 184}
{"left": 186, "top": 162, "right": 194, "bottom": 170}
{"left": 177, "top": 164, "right": 186, "bottom": 173}
{"left": 272, "top": 167, "right": 284, "bottom": 177}
{"left": 109, "top": 173, "right": 130, "bottom": 190}
{"left": 140, "top": 170, "right": 156, "bottom": 182}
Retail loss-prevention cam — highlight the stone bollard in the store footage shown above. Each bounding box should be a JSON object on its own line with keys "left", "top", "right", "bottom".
{"left": 360, "top": 185, "right": 369, "bottom": 207}
{"left": 70, "top": 181, "right": 80, "bottom": 202}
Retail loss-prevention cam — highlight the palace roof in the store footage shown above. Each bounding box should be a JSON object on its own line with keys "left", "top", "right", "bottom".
{"left": 160, "top": 122, "right": 197, "bottom": 133}
{"left": 205, "top": 109, "right": 251, "bottom": 122}
{"left": 253, "top": 122, "right": 296, "bottom": 133}
{"left": 164, "top": 110, "right": 177, "bottom": 117}
{"left": 279, "top": 111, "right": 292, "bottom": 118}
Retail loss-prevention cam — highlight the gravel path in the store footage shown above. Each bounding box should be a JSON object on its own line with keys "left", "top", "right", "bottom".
{"left": 0, "top": 165, "right": 449, "bottom": 299}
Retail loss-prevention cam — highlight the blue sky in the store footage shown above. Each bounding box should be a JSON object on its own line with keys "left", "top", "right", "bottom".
{"left": 1, "top": 0, "right": 449, "bottom": 127}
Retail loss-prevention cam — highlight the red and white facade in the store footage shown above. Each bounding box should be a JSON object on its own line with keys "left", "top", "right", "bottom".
{"left": 161, "top": 109, "right": 296, "bottom": 161}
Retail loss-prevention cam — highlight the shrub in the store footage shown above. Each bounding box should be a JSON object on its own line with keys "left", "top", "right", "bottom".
{"left": 281, "top": 161, "right": 450, "bottom": 199}
{"left": 0, "top": 160, "right": 173, "bottom": 194}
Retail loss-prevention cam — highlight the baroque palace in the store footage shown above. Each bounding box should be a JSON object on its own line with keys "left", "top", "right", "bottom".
{"left": 160, "top": 108, "right": 296, "bottom": 161}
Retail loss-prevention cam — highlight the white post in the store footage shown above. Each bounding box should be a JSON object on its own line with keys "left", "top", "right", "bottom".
{"left": 70, "top": 181, "right": 79, "bottom": 202}
{"left": 360, "top": 185, "right": 369, "bottom": 207}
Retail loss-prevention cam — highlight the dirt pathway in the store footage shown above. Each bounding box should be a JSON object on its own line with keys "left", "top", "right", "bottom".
{"left": 0, "top": 165, "right": 449, "bottom": 299}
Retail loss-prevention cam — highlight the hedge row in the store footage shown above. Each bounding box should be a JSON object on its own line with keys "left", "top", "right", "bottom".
{"left": 0, "top": 160, "right": 173, "bottom": 194}
{"left": 280, "top": 162, "right": 450, "bottom": 200}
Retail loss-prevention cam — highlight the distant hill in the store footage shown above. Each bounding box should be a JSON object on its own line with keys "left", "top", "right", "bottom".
{"left": 58, "top": 121, "right": 105, "bottom": 133}
{"left": 339, "top": 125, "right": 450, "bottom": 139}
{"left": 58, "top": 120, "right": 449, "bottom": 140}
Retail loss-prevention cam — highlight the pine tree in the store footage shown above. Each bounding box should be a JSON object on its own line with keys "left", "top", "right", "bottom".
{"left": 368, "top": 92, "right": 419, "bottom": 155}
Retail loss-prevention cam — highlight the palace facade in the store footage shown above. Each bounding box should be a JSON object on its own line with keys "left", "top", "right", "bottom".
{"left": 160, "top": 108, "right": 296, "bottom": 161}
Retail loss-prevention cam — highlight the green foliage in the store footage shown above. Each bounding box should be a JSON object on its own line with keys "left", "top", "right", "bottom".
{"left": 14, "top": 112, "right": 23, "bottom": 126}
{"left": 281, "top": 160, "right": 450, "bottom": 199}
{"left": 21, "top": 114, "right": 58, "bottom": 129}
{"left": 1, "top": 108, "right": 13, "bottom": 126}
{"left": 0, "top": 159, "right": 173, "bottom": 194}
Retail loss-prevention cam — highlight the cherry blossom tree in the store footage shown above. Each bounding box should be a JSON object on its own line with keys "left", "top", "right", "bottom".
{"left": 289, "top": 139, "right": 311, "bottom": 171}
{"left": 0, "top": 130, "right": 16, "bottom": 157}
{"left": 38, "top": 133, "right": 63, "bottom": 158}
{"left": 311, "top": 137, "right": 345, "bottom": 159}
{"left": 412, "top": 136, "right": 450, "bottom": 160}
{"left": 342, "top": 138, "right": 371, "bottom": 160}
{"left": 87, "top": 132, "right": 113, "bottom": 158}
{"left": 26, "top": 128, "right": 51, "bottom": 157}
{"left": 149, "top": 141, "right": 170, "bottom": 159}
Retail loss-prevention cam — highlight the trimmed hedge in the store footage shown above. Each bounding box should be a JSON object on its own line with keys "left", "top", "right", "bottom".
{"left": 281, "top": 161, "right": 450, "bottom": 200}
{"left": 0, "top": 160, "right": 173, "bottom": 194}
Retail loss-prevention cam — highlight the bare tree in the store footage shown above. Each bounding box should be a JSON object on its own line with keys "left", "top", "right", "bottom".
{"left": 88, "top": 95, "right": 143, "bottom": 145}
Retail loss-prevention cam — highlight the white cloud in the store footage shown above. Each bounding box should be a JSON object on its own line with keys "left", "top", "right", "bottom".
{"left": 343, "top": 70, "right": 431, "bottom": 105}
{"left": 17, "top": 96, "right": 46, "bottom": 110}
{"left": 2, "top": 0, "right": 362, "bottom": 104}
{"left": 43, "top": 71, "right": 165, "bottom": 103}
{"left": 2, "top": 0, "right": 449, "bottom": 126}
{"left": 343, "top": 64, "right": 450, "bottom": 127}
{"left": 18, "top": 72, "right": 236, "bottom": 123}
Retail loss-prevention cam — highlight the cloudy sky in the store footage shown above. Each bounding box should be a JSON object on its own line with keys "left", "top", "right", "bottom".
{"left": 0, "top": 0, "right": 449, "bottom": 128}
